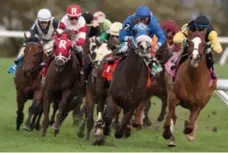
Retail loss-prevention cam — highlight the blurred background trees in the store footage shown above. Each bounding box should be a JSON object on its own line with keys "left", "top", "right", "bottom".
{"left": 0, "top": 0, "right": 228, "bottom": 57}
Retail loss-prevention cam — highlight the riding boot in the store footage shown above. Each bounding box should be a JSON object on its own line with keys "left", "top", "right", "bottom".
{"left": 75, "top": 52, "right": 85, "bottom": 85}
{"left": 171, "top": 46, "right": 188, "bottom": 71}
{"left": 206, "top": 52, "right": 217, "bottom": 80}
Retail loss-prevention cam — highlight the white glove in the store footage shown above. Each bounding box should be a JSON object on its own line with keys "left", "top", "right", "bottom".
{"left": 24, "top": 31, "right": 31, "bottom": 38}
{"left": 155, "top": 42, "right": 162, "bottom": 51}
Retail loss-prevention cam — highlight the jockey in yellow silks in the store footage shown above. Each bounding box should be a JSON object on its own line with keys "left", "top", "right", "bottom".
{"left": 173, "top": 15, "right": 222, "bottom": 80}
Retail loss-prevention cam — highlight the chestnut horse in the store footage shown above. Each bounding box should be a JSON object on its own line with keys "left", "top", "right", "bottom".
{"left": 163, "top": 29, "right": 217, "bottom": 147}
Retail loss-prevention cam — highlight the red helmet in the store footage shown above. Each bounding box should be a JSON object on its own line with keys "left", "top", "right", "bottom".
{"left": 67, "top": 4, "right": 82, "bottom": 17}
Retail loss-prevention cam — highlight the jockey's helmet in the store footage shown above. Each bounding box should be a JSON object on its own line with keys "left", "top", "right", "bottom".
{"left": 82, "top": 12, "right": 93, "bottom": 26}
{"left": 93, "top": 11, "right": 106, "bottom": 23}
{"left": 194, "top": 15, "right": 210, "bottom": 31}
{"left": 67, "top": 4, "right": 82, "bottom": 18}
{"left": 37, "top": 9, "right": 52, "bottom": 22}
{"left": 135, "top": 5, "right": 151, "bottom": 19}
{"left": 109, "top": 22, "right": 122, "bottom": 36}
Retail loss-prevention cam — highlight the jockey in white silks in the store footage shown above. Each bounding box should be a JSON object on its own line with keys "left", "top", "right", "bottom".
{"left": 8, "top": 8, "right": 59, "bottom": 75}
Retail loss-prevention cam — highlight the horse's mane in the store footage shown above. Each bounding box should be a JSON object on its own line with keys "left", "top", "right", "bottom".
{"left": 26, "top": 36, "right": 41, "bottom": 44}
{"left": 187, "top": 30, "right": 206, "bottom": 40}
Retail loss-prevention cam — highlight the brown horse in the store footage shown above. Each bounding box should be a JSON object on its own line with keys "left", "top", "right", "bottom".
{"left": 101, "top": 35, "right": 161, "bottom": 139}
{"left": 15, "top": 35, "right": 44, "bottom": 131}
{"left": 163, "top": 30, "right": 217, "bottom": 147}
{"left": 42, "top": 33, "right": 81, "bottom": 137}
{"left": 77, "top": 42, "right": 122, "bottom": 142}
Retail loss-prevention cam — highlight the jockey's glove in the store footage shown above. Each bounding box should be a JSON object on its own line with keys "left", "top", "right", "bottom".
{"left": 155, "top": 42, "right": 162, "bottom": 51}
{"left": 182, "top": 38, "right": 188, "bottom": 46}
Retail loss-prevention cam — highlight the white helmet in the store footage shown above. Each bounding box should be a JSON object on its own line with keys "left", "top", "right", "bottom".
{"left": 93, "top": 11, "right": 106, "bottom": 23}
{"left": 109, "top": 22, "right": 122, "bottom": 36}
{"left": 37, "top": 9, "right": 52, "bottom": 22}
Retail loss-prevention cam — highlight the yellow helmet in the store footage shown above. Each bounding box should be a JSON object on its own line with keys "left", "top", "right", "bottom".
{"left": 109, "top": 22, "right": 122, "bottom": 36}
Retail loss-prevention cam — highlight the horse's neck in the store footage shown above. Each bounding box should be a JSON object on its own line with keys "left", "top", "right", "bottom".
{"left": 126, "top": 49, "right": 145, "bottom": 72}
{"left": 186, "top": 56, "right": 209, "bottom": 82}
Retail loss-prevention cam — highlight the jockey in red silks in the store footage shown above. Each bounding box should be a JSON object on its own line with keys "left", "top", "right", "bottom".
{"left": 161, "top": 19, "right": 181, "bottom": 54}
{"left": 56, "top": 4, "right": 87, "bottom": 81}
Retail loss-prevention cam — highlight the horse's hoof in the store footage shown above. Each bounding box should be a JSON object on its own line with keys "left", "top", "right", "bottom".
{"left": 163, "top": 129, "right": 172, "bottom": 140}
{"left": 186, "top": 134, "right": 195, "bottom": 142}
{"left": 54, "top": 129, "right": 59, "bottom": 137}
{"left": 103, "top": 127, "right": 111, "bottom": 136}
{"left": 49, "top": 121, "right": 54, "bottom": 126}
{"left": 157, "top": 116, "right": 165, "bottom": 122}
{"left": 23, "top": 124, "right": 32, "bottom": 132}
{"left": 91, "top": 135, "right": 105, "bottom": 145}
{"left": 144, "top": 118, "right": 152, "bottom": 127}
{"left": 167, "top": 141, "right": 176, "bottom": 147}
{"left": 35, "top": 124, "right": 41, "bottom": 131}
{"left": 51, "top": 123, "right": 57, "bottom": 130}
{"left": 184, "top": 127, "right": 193, "bottom": 135}
{"left": 115, "top": 131, "right": 123, "bottom": 139}
{"left": 124, "top": 128, "right": 131, "bottom": 138}
{"left": 77, "top": 132, "right": 85, "bottom": 138}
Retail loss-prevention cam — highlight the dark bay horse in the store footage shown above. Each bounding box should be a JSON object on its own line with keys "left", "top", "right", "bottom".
{"left": 103, "top": 35, "right": 160, "bottom": 139}
{"left": 15, "top": 35, "right": 44, "bottom": 131}
{"left": 163, "top": 30, "right": 217, "bottom": 147}
{"left": 77, "top": 42, "right": 122, "bottom": 142}
{"left": 42, "top": 33, "right": 81, "bottom": 137}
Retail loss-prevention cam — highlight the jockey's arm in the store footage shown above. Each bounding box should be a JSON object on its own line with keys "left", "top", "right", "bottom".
{"left": 99, "top": 31, "right": 108, "bottom": 42}
{"left": 102, "top": 19, "right": 112, "bottom": 33}
{"left": 75, "top": 25, "right": 87, "bottom": 46}
{"left": 150, "top": 17, "right": 166, "bottom": 47}
{"left": 173, "top": 23, "right": 189, "bottom": 44}
{"left": 208, "top": 30, "right": 223, "bottom": 53}
{"left": 26, "top": 23, "right": 38, "bottom": 38}
{"left": 119, "top": 16, "right": 132, "bottom": 43}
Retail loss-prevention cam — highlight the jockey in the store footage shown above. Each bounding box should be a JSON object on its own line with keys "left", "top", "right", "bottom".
{"left": 8, "top": 8, "right": 59, "bottom": 75}
{"left": 93, "top": 11, "right": 112, "bottom": 34}
{"left": 173, "top": 15, "right": 222, "bottom": 80}
{"left": 161, "top": 19, "right": 181, "bottom": 54}
{"left": 57, "top": 4, "right": 87, "bottom": 78}
{"left": 82, "top": 12, "right": 101, "bottom": 38}
{"left": 117, "top": 5, "right": 166, "bottom": 75}
{"left": 98, "top": 22, "right": 123, "bottom": 50}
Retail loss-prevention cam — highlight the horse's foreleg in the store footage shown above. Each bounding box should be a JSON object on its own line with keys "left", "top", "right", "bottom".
{"left": 23, "top": 100, "right": 36, "bottom": 131}
{"left": 54, "top": 90, "right": 71, "bottom": 137}
{"left": 50, "top": 103, "right": 58, "bottom": 126}
{"left": 163, "top": 91, "right": 179, "bottom": 140}
{"left": 168, "top": 112, "right": 177, "bottom": 147}
{"left": 115, "top": 108, "right": 134, "bottom": 139}
{"left": 113, "top": 105, "right": 121, "bottom": 129}
{"left": 103, "top": 95, "right": 115, "bottom": 136}
{"left": 42, "top": 91, "right": 51, "bottom": 137}
{"left": 132, "top": 100, "right": 145, "bottom": 129}
{"left": 16, "top": 92, "right": 26, "bottom": 131}
{"left": 157, "top": 95, "right": 167, "bottom": 122}
{"left": 143, "top": 99, "right": 152, "bottom": 126}
{"left": 184, "top": 106, "right": 201, "bottom": 141}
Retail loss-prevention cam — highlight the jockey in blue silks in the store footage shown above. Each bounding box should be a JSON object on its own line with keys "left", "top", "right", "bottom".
{"left": 116, "top": 5, "right": 166, "bottom": 76}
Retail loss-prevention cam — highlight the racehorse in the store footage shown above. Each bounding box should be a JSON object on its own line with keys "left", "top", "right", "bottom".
{"left": 42, "top": 32, "right": 81, "bottom": 137}
{"left": 163, "top": 29, "right": 217, "bottom": 147}
{"left": 15, "top": 34, "right": 44, "bottom": 131}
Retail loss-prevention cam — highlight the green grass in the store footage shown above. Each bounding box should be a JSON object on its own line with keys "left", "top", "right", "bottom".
{"left": 0, "top": 58, "right": 228, "bottom": 152}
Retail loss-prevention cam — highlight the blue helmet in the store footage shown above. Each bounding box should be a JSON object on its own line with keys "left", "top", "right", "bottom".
{"left": 135, "top": 5, "right": 151, "bottom": 18}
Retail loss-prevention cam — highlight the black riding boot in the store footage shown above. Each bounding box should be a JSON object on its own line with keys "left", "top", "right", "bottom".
{"left": 171, "top": 46, "right": 188, "bottom": 70}
{"left": 75, "top": 52, "right": 85, "bottom": 85}
{"left": 206, "top": 52, "right": 217, "bottom": 80}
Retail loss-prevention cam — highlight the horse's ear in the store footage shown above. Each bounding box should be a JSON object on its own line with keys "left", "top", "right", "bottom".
{"left": 24, "top": 32, "right": 28, "bottom": 41}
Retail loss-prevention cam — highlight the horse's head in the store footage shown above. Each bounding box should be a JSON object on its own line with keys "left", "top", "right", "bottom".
{"left": 132, "top": 23, "right": 152, "bottom": 57}
{"left": 186, "top": 29, "right": 207, "bottom": 68}
{"left": 23, "top": 35, "right": 43, "bottom": 74}
{"left": 54, "top": 33, "right": 72, "bottom": 72}
{"left": 93, "top": 43, "right": 112, "bottom": 65}
{"left": 135, "top": 35, "right": 152, "bottom": 57}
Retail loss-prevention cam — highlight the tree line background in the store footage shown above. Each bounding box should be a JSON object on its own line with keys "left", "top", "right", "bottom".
{"left": 1, "top": 0, "right": 228, "bottom": 60}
